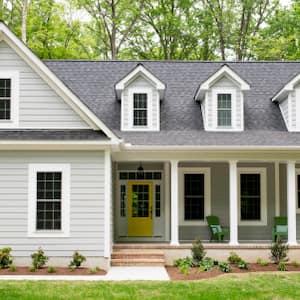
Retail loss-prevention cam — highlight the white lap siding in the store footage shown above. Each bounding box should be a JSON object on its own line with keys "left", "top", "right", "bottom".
{"left": 0, "top": 151, "right": 105, "bottom": 257}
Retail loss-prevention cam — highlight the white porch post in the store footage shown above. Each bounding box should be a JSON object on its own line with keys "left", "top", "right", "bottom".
{"left": 229, "top": 160, "right": 239, "bottom": 245}
{"left": 170, "top": 160, "right": 179, "bottom": 245}
{"left": 287, "top": 161, "right": 297, "bottom": 245}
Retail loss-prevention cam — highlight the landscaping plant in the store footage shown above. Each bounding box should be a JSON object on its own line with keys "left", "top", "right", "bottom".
{"left": 278, "top": 262, "right": 287, "bottom": 271}
{"left": 47, "top": 266, "right": 56, "bottom": 273}
{"left": 198, "top": 257, "right": 215, "bottom": 271}
{"left": 69, "top": 251, "right": 86, "bottom": 268}
{"left": 191, "top": 238, "right": 206, "bottom": 265}
{"left": 173, "top": 257, "right": 194, "bottom": 275}
{"left": 8, "top": 265, "right": 16, "bottom": 272}
{"left": 238, "top": 260, "right": 249, "bottom": 270}
{"left": 0, "top": 247, "right": 13, "bottom": 269}
{"left": 270, "top": 239, "right": 289, "bottom": 264}
{"left": 31, "top": 248, "right": 49, "bottom": 269}
{"left": 218, "top": 262, "right": 232, "bottom": 273}
{"left": 292, "top": 261, "right": 299, "bottom": 267}
{"left": 227, "top": 252, "right": 242, "bottom": 264}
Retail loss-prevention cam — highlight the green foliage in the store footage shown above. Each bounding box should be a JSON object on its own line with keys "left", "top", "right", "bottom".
{"left": 218, "top": 262, "right": 232, "bottom": 273}
{"left": 260, "top": 261, "right": 269, "bottom": 267}
{"left": 173, "top": 257, "right": 194, "bottom": 268}
{"left": 69, "top": 264, "right": 76, "bottom": 272}
{"left": 69, "top": 251, "right": 86, "bottom": 268}
{"left": 29, "top": 265, "right": 36, "bottom": 272}
{"left": 89, "top": 267, "right": 99, "bottom": 274}
{"left": 191, "top": 238, "right": 206, "bottom": 265}
{"left": 179, "top": 264, "right": 190, "bottom": 275}
{"left": 292, "top": 261, "right": 299, "bottom": 267}
{"left": 31, "top": 248, "right": 48, "bottom": 269}
{"left": 256, "top": 258, "right": 263, "bottom": 264}
{"left": 198, "top": 257, "right": 214, "bottom": 271}
{"left": 0, "top": 247, "right": 13, "bottom": 269}
{"left": 47, "top": 266, "right": 56, "bottom": 273}
{"left": 278, "top": 262, "right": 287, "bottom": 271}
{"left": 227, "top": 252, "right": 242, "bottom": 264}
{"left": 238, "top": 261, "right": 249, "bottom": 270}
{"left": 270, "top": 239, "right": 289, "bottom": 264}
{"left": 8, "top": 265, "right": 16, "bottom": 272}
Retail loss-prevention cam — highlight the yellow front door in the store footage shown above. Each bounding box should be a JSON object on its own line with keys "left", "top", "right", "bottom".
{"left": 128, "top": 181, "right": 153, "bottom": 236}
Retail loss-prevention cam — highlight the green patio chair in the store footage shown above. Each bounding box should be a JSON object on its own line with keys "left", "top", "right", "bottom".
{"left": 206, "top": 215, "right": 229, "bottom": 242}
{"left": 272, "top": 216, "right": 288, "bottom": 242}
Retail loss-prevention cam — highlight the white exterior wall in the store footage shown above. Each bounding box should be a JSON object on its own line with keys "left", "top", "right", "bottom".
{"left": 121, "top": 75, "right": 160, "bottom": 131}
{"left": 204, "top": 76, "right": 243, "bottom": 131}
{"left": 0, "top": 151, "right": 106, "bottom": 260}
{"left": 0, "top": 41, "right": 90, "bottom": 129}
{"left": 279, "top": 95, "right": 290, "bottom": 130}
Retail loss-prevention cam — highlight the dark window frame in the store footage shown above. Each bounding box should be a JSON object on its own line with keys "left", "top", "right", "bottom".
{"left": 0, "top": 78, "right": 11, "bottom": 120}
{"left": 133, "top": 93, "right": 148, "bottom": 126}
{"left": 217, "top": 93, "right": 232, "bottom": 127}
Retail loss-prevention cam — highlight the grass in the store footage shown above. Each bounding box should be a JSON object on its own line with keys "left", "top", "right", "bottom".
{"left": 1, "top": 273, "right": 300, "bottom": 299}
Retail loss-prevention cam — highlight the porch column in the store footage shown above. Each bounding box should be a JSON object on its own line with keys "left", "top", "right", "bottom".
{"left": 229, "top": 160, "right": 239, "bottom": 245}
{"left": 170, "top": 160, "right": 179, "bottom": 245}
{"left": 287, "top": 161, "right": 297, "bottom": 245}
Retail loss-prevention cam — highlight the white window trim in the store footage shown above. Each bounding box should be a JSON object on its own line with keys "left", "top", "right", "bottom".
{"left": 238, "top": 167, "right": 267, "bottom": 226}
{"left": 295, "top": 169, "right": 300, "bottom": 213}
{"left": 0, "top": 71, "right": 19, "bottom": 128}
{"left": 179, "top": 167, "right": 211, "bottom": 226}
{"left": 212, "top": 88, "right": 237, "bottom": 131}
{"left": 127, "top": 87, "right": 153, "bottom": 131}
{"left": 28, "top": 163, "right": 71, "bottom": 237}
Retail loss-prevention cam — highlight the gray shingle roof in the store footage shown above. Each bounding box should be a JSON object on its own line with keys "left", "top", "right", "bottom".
{"left": 0, "top": 130, "right": 108, "bottom": 140}
{"left": 44, "top": 60, "right": 300, "bottom": 146}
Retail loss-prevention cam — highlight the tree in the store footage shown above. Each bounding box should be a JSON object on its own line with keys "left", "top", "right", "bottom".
{"left": 77, "top": 0, "right": 145, "bottom": 59}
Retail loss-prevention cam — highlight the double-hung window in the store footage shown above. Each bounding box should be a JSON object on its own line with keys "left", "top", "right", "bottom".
{"left": 28, "top": 164, "right": 70, "bottom": 237}
{"left": 217, "top": 93, "right": 232, "bottom": 127}
{"left": 133, "top": 93, "right": 148, "bottom": 126}
{"left": 0, "top": 71, "right": 19, "bottom": 127}
{"left": 238, "top": 168, "right": 267, "bottom": 225}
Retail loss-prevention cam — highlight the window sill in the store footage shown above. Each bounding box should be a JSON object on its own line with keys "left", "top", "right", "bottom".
{"left": 238, "top": 220, "right": 267, "bottom": 226}
{"left": 179, "top": 220, "right": 207, "bottom": 226}
{"left": 28, "top": 231, "right": 70, "bottom": 238}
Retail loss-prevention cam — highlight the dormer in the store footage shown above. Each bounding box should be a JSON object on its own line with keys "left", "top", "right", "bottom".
{"left": 115, "top": 64, "right": 165, "bottom": 131}
{"left": 272, "top": 73, "right": 300, "bottom": 132}
{"left": 195, "top": 65, "right": 250, "bottom": 131}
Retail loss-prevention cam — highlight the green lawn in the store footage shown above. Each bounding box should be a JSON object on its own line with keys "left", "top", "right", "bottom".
{"left": 1, "top": 273, "right": 300, "bottom": 300}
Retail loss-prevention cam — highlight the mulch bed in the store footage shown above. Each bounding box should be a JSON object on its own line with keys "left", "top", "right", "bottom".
{"left": 0, "top": 266, "right": 106, "bottom": 276}
{"left": 166, "top": 264, "right": 300, "bottom": 280}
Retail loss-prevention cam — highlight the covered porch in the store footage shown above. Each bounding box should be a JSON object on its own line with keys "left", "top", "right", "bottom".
{"left": 112, "top": 148, "right": 300, "bottom": 246}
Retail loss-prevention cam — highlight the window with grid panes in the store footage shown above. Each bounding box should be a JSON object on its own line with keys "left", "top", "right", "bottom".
{"left": 240, "top": 174, "right": 261, "bottom": 220}
{"left": 0, "top": 79, "right": 11, "bottom": 120}
{"left": 217, "top": 93, "right": 232, "bottom": 126}
{"left": 36, "top": 172, "right": 62, "bottom": 230}
{"left": 133, "top": 93, "right": 147, "bottom": 126}
{"left": 184, "top": 174, "right": 205, "bottom": 220}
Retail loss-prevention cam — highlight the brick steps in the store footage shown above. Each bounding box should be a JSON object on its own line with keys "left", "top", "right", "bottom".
{"left": 111, "top": 245, "right": 165, "bottom": 266}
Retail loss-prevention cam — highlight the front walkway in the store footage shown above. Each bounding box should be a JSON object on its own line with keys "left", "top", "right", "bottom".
{"left": 0, "top": 266, "right": 170, "bottom": 281}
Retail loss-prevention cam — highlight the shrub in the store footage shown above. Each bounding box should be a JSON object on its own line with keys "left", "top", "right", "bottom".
{"left": 31, "top": 248, "right": 48, "bottom": 269}
{"left": 89, "top": 267, "right": 98, "bottom": 274}
{"left": 69, "top": 251, "right": 86, "bottom": 268}
{"left": 270, "top": 239, "right": 289, "bottom": 264}
{"left": 218, "top": 262, "right": 232, "bottom": 273}
{"left": 8, "top": 265, "right": 16, "bottom": 272}
{"left": 260, "top": 260, "right": 269, "bottom": 266}
{"left": 29, "top": 265, "right": 36, "bottom": 272}
{"left": 191, "top": 238, "right": 206, "bottom": 265}
{"left": 179, "top": 264, "right": 190, "bottom": 275}
{"left": 69, "top": 264, "right": 76, "bottom": 272}
{"left": 199, "top": 257, "right": 214, "bottom": 271}
{"left": 173, "top": 257, "right": 194, "bottom": 268}
{"left": 291, "top": 260, "right": 299, "bottom": 267}
{"left": 228, "top": 252, "right": 242, "bottom": 264}
{"left": 256, "top": 258, "right": 262, "bottom": 264}
{"left": 238, "top": 260, "right": 249, "bottom": 270}
{"left": 0, "top": 247, "right": 13, "bottom": 269}
{"left": 278, "top": 262, "right": 287, "bottom": 271}
{"left": 47, "top": 266, "right": 56, "bottom": 273}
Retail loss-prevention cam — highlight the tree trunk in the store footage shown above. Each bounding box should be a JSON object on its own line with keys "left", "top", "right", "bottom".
{"left": 21, "top": 0, "right": 28, "bottom": 43}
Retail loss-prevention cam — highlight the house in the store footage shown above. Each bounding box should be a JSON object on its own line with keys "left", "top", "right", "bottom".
{"left": 1, "top": 21, "right": 300, "bottom": 269}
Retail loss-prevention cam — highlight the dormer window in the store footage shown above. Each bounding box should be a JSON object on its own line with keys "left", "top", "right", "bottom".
{"left": 115, "top": 64, "right": 165, "bottom": 132}
{"left": 195, "top": 65, "right": 249, "bottom": 132}
{"left": 133, "top": 93, "right": 148, "bottom": 126}
{"left": 217, "top": 93, "right": 232, "bottom": 127}
{"left": 0, "top": 78, "right": 11, "bottom": 120}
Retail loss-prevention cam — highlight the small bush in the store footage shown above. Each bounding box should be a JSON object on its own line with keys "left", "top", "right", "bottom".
{"left": 191, "top": 238, "right": 206, "bottom": 265}
{"left": 89, "top": 267, "right": 98, "bottom": 274}
{"left": 8, "top": 265, "right": 16, "bottom": 272}
{"left": 69, "top": 264, "right": 76, "bottom": 272}
{"left": 199, "top": 257, "right": 214, "bottom": 271}
{"left": 228, "top": 252, "right": 242, "bottom": 264}
{"left": 0, "top": 247, "right": 13, "bottom": 269}
{"left": 47, "top": 266, "right": 56, "bottom": 273}
{"left": 213, "top": 259, "right": 219, "bottom": 266}
{"left": 218, "top": 262, "right": 232, "bottom": 273}
{"left": 278, "top": 262, "right": 287, "bottom": 271}
{"left": 270, "top": 239, "right": 289, "bottom": 264}
{"left": 260, "top": 260, "right": 269, "bottom": 266}
{"left": 179, "top": 264, "right": 190, "bottom": 275}
{"left": 69, "top": 251, "right": 86, "bottom": 268}
{"left": 291, "top": 261, "right": 299, "bottom": 267}
{"left": 238, "top": 260, "right": 249, "bottom": 270}
{"left": 256, "top": 258, "right": 262, "bottom": 264}
{"left": 173, "top": 257, "right": 194, "bottom": 268}
{"left": 29, "top": 265, "right": 36, "bottom": 272}
{"left": 31, "top": 248, "right": 48, "bottom": 269}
